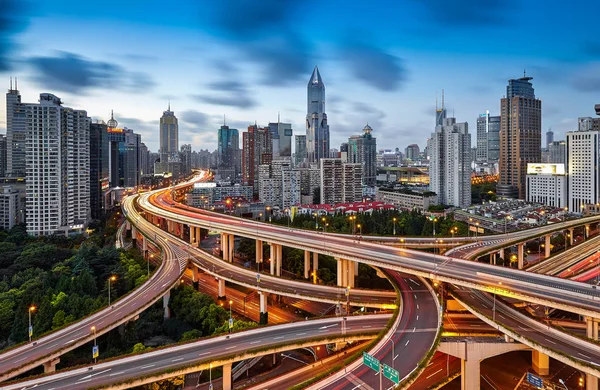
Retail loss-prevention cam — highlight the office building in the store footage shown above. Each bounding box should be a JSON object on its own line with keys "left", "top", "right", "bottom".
{"left": 268, "top": 120, "right": 293, "bottom": 158}
{"left": 140, "top": 142, "right": 150, "bottom": 176}
{"left": 154, "top": 105, "right": 182, "bottom": 177}
{"left": 476, "top": 111, "right": 500, "bottom": 162}
{"left": 26, "top": 93, "right": 90, "bottom": 236}
{"left": 6, "top": 79, "right": 26, "bottom": 178}
{"left": 180, "top": 144, "right": 192, "bottom": 176}
{"left": 106, "top": 111, "right": 125, "bottom": 187}
{"left": 526, "top": 163, "right": 566, "bottom": 208}
{"left": 121, "top": 128, "right": 141, "bottom": 188}
{"left": 0, "top": 134, "right": 6, "bottom": 178}
{"left": 566, "top": 129, "right": 600, "bottom": 213}
{"left": 546, "top": 128, "right": 554, "bottom": 146}
{"left": 498, "top": 76, "right": 542, "bottom": 199}
{"left": 320, "top": 159, "right": 362, "bottom": 204}
{"left": 347, "top": 124, "right": 377, "bottom": 187}
{"left": 294, "top": 135, "right": 307, "bottom": 165}
{"left": 188, "top": 182, "right": 254, "bottom": 207}
{"left": 89, "top": 122, "right": 109, "bottom": 219}
{"left": 547, "top": 141, "right": 566, "bottom": 166}
{"left": 578, "top": 117, "right": 600, "bottom": 132}
{"left": 242, "top": 124, "right": 272, "bottom": 197}
{"left": 405, "top": 144, "right": 420, "bottom": 161}
{"left": 306, "top": 66, "right": 330, "bottom": 164}
{"left": 217, "top": 125, "right": 240, "bottom": 178}
{"left": 377, "top": 188, "right": 438, "bottom": 211}
{"left": 429, "top": 115, "right": 471, "bottom": 208}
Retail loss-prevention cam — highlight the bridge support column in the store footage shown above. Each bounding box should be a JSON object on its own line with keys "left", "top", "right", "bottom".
{"left": 43, "top": 358, "right": 60, "bottom": 373}
{"left": 304, "top": 250, "right": 310, "bottom": 279}
{"left": 222, "top": 363, "right": 232, "bottom": 390}
{"left": 545, "top": 234, "right": 551, "bottom": 258}
{"left": 312, "top": 252, "right": 318, "bottom": 284}
{"left": 192, "top": 266, "right": 198, "bottom": 283}
{"left": 218, "top": 279, "right": 226, "bottom": 300}
{"left": 142, "top": 236, "right": 148, "bottom": 252}
{"left": 337, "top": 258, "right": 345, "bottom": 287}
{"left": 163, "top": 290, "right": 171, "bottom": 319}
{"left": 491, "top": 252, "right": 496, "bottom": 265}
{"left": 256, "top": 240, "right": 263, "bottom": 265}
{"left": 221, "top": 233, "right": 229, "bottom": 261}
{"left": 190, "top": 225, "right": 196, "bottom": 246}
{"left": 275, "top": 244, "right": 282, "bottom": 277}
{"left": 585, "top": 317, "right": 599, "bottom": 340}
{"left": 532, "top": 350, "right": 549, "bottom": 375}
{"left": 179, "top": 223, "right": 185, "bottom": 240}
{"left": 269, "top": 244, "right": 275, "bottom": 275}
{"left": 586, "top": 224, "right": 591, "bottom": 238}
{"left": 460, "top": 358, "right": 480, "bottom": 390}
{"left": 499, "top": 248, "right": 504, "bottom": 262}
{"left": 504, "top": 335, "right": 514, "bottom": 343}
{"left": 569, "top": 227, "right": 574, "bottom": 245}
{"left": 259, "top": 291, "right": 268, "bottom": 325}
{"left": 517, "top": 243, "right": 525, "bottom": 269}
{"left": 587, "top": 374, "right": 599, "bottom": 390}
{"left": 228, "top": 234, "right": 235, "bottom": 262}
{"left": 131, "top": 225, "right": 137, "bottom": 242}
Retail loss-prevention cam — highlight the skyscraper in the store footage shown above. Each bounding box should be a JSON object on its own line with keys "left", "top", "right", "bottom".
{"left": 498, "top": 75, "right": 542, "bottom": 199}
{"left": 546, "top": 128, "right": 554, "bottom": 146}
{"left": 567, "top": 129, "right": 600, "bottom": 212}
{"left": 294, "top": 135, "right": 307, "bottom": 165}
{"left": 547, "top": 140, "right": 566, "bottom": 166}
{"left": 476, "top": 111, "right": 500, "bottom": 163}
{"left": 0, "top": 134, "right": 6, "bottom": 178}
{"left": 26, "top": 93, "right": 90, "bottom": 236}
{"left": 405, "top": 144, "right": 420, "bottom": 161}
{"left": 89, "top": 122, "right": 109, "bottom": 219}
{"left": 347, "top": 125, "right": 377, "bottom": 187}
{"left": 268, "top": 119, "right": 293, "bottom": 158}
{"left": 107, "top": 111, "right": 125, "bottom": 187}
{"left": 429, "top": 114, "right": 471, "bottom": 208}
{"left": 306, "top": 66, "right": 329, "bottom": 164}
{"left": 320, "top": 159, "right": 362, "bottom": 204}
{"left": 121, "top": 128, "right": 141, "bottom": 188}
{"left": 242, "top": 124, "right": 272, "bottom": 197}
{"left": 159, "top": 104, "right": 178, "bottom": 162}
{"left": 6, "top": 79, "right": 26, "bottom": 178}
{"left": 217, "top": 124, "right": 240, "bottom": 177}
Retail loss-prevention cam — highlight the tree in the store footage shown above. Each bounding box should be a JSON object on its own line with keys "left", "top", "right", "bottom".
{"left": 132, "top": 342, "right": 148, "bottom": 354}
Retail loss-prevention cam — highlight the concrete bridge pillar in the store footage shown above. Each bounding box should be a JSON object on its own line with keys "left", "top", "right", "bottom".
{"left": 532, "top": 350, "right": 549, "bottom": 375}
{"left": 269, "top": 244, "right": 275, "bottom": 275}
{"left": 499, "top": 248, "right": 505, "bottom": 261}
{"left": 460, "top": 358, "right": 480, "bottom": 390}
{"left": 256, "top": 240, "right": 263, "bottom": 265}
{"left": 259, "top": 291, "right": 268, "bottom": 325}
{"left": 163, "top": 290, "right": 171, "bottom": 319}
{"left": 585, "top": 316, "right": 600, "bottom": 340}
{"left": 276, "top": 244, "right": 282, "bottom": 277}
{"left": 491, "top": 252, "right": 496, "bottom": 265}
{"left": 304, "top": 250, "right": 310, "bottom": 279}
{"left": 517, "top": 243, "right": 525, "bottom": 269}
{"left": 43, "top": 358, "right": 60, "bottom": 373}
{"left": 142, "top": 235, "right": 148, "bottom": 252}
{"left": 221, "top": 233, "right": 229, "bottom": 261}
{"left": 586, "top": 224, "right": 591, "bottom": 238}
{"left": 218, "top": 279, "right": 226, "bottom": 300}
{"left": 222, "top": 363, "right": 232, "bottom": 390}
{"left": 228, "top": 234, "right": 235, "bottom": 262}
{"left": 587, "top": 374, "right": 599, "bottom": 390}
{"left": 166, "top": 220, "right": 172, "bottom": 234}
{"left": 337, "top": 258, "right": 345, "bottom": 287}
{"left": 545, "top": 234, "right": 551, "bottom": 258}
{"left": 192, "top": 266, "right": 198, "bottom": 283}
{"left": 312, "top": 252, "right": 319, "bottom": 284}
{"left": 179, "top": 223, "right": 185, "bottom": 240}
{"left": 504, "top": 335, "right": 514, "bottom": 343}
{"left": 131, "top": 225, "right": 137, "bottom": 242}
{"left": 190, "top": 225, "right": 196, "bottom": 246}
{"left": 569, "top": 227, "right": 574, "bottom": 245}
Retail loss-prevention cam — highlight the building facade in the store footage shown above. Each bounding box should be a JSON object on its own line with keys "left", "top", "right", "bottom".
{"left": 320, "top": 159, "right": 362, "bottom": 204}
{"left": 429, "top": 116, "right": 471, "bottom": 208}
{"left": 0, "top": 134, "right": 6, "bottom": 178}
{"left": 498, "top": 76, "right": 542, "bottom": 199}
{"left": 6, "top": 81, "right": 27, "bottom": 178}
{"left": 306, "top": 67, "right": 329, "bottom": 164}
{"left": 217, "top": 125, "right": 240, "bottom": 178}
{"left": 0, "top": 186, "right": 20, "bottom": 229}
{"left": 268, "top": 120, "right": 293, "bottom": 158}
{"left": 89, "top": 122, "right": 109, "bottom": 219}
{"left": 294, "top": 135, "right": 307, "bottom": 165}
{"left": 476, "top": 111, "right": 500, "bottom": 163}
{"left": 377, "top": 189, "right": 438, "bottom": 211}
{"left": 547, "top": 141, "right": 566, "bottom": 166}
{"left": 242, "top": 124, "right": 272, "bottom": 197}
{"left": 566, "top": 129, "right": 600, "bottom": 213}
{"left": 405, "top": 144, "right": 420, "bottom": 161}
{"left": 525, "top": 163, "right": 566, "bottom": 208}
{"left": 347, "top": 124, "right": 377, "bottom": 187}
{"left": 26, "top": 93, "right": 90, "bottom": 236}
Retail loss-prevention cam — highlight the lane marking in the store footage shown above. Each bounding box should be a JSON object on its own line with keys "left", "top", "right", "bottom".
{"left": 274, "top": 336, "right": 284, "bottom": 340}
{"left": 140, "top": 364, "right": 155, "bottom": 369}
{"left": 405, "top": 340, "right": 410, "bottom": 346}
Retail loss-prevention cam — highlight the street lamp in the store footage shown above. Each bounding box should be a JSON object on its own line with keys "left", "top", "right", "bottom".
{"left": 433, "top": 217, "right": 438, "bottom": 236}
{"left": 387, "top": 334, "right": 396, "bottom": 369}
{"left": 475, "top": 222, "right": 480, "bottom": 238}
{"left": 229, "top": 300, "right": 233, "bottom": 333}
{"left": 209, "top": 363, "right": 213, "bottom": 390}
{"left": 357, "top": 224, "right": 362, "bottom": 236}
{"left": 108, "top": 275, "right": 117, "bottom": 306}
{"left": 558, "top": 378, "right": 568, "bottom": 389}
{"left": 393, "top": 217, "right": 397, "bottom": 236}
{"left": 91, "top": 326, "right": 97, "bottom": 363}
{"left": 349, "top": 215, "right": 356, "bottom": 235}
{"left": 504, "top": 215, "right": 511, "bottom": 234}
{"left": 322, "top": 217, "right": 327, "bottom": 233}
{"left": 28, "top": 306, "right": 36, "bottom": 342}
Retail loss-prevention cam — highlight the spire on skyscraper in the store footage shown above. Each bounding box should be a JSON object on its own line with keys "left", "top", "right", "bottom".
{"left": 107, "top": 110, "right": 118, "bottom": 129}
{"left": 309, "top": 66, "right": 323, "bottom": 86}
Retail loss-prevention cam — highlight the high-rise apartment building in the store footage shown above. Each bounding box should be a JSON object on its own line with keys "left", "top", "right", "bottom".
{"left": 498, "top": 76, "right": 542, "bottom": 199}
{"left": 526, "top": 163, "right": 566, "bottom": 208}
{"left": 258, "top": 160, "right": 301, "bottom": 208}
{"left": 140, "top": 142, "right": 150, "bottom": 176}
{"left": 476, "top": 111, "right": 500, "bottom": 163}
{"left": 0, "top": 134, "right": 6, "bottom": 178}
{"left": 26, "top": 93, "right": 90, "bottom": 236}
{"left": 6, "top": 80, "right": 26, "bottom": 178}
{"left": 294, "top": 135, "right": 307, "bottom": 165}
{"left": 320, "top": 159, "right": 362, "bottom": 204}
{"left": 429, "top": 116, "right": 471, "bottom": 208}
{"left": 180, "top": 144, "right": 192, "bottom": 176}
{"left": 306, "top": 67, "right": 329, "bottom": 164}
{"left": 89, "top": 122, "right": 109, "bottom": 219}
{"left": 242, "top": 124, "right": 272, "bottom": 197}
{"left": 566, "top": 129, "right": 600, "bottom": 213}
{"left": 0, "top": 186, "right": 20, "bottom": 229}
{"left": 121, "top": 128, "right": 141, "bottom": 188}
{"left": 217, "top": 125, "right": 240, "bottom": 178}
{"left": 159, "top": 104, "right": 178, "bottom": 161}
{"left": 347, "top": 124, "right": 377, "bottom": 187}
{"left": 106, "top": 112, "right": 125, "bottom": 187}
{"left": 547, "top": 141, "right": 566, "bottom": 166}
{"left": 268, "top": 120, "right": 293, "bottom": 158}
{"left": 405, "top": 144, "right": 420, "bottom": 161}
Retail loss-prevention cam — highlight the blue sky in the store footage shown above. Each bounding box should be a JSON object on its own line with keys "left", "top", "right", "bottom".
{"left": 1, "top": 0, "right": 599, "bottom": 152}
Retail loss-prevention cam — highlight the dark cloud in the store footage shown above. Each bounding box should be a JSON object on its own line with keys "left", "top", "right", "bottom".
{"left": 28, "top": 51, "right": 155, "bottom": 94}
{"left": 342, "top": 39, "right": 406, "bottom": 91}
{"left": 117, "top": 116, "right": 158, "bottom": 140}
{"left": 413, "top": 0, "right": 514, "bottom": 27}
{"left": 192, "top": 80, "right": 257, "bottom": 109}
{"left": 0, "top": 0, "right": 27, "bottom": 71}
{"left": 180, "top": 110, "right": 212, "bottom": 129}
{"left": 571, "top": 62, "right": 600, "bottom": 92}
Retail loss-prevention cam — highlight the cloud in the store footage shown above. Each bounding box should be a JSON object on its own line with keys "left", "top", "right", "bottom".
{"left": 0, "top": 0, "right": 27, "bottom": 71}
{"left": 570, "top": 62, "right": 600, "bottom": 92}
{"left": 180, "top": 110, "right": 212, "bottom": 130}
{"left": 582, "top": 41, "right": 600, "bottom": 58}
{"left": 117, "top": 116, "right": 158, "bottom": 139}
{"left": 28, "top": 51, "right": 155, "bottom": 94}
{"left": 192, "top": 80, "right": 257, "bottom": 109}
{"left": 413, "top": 0, "right": 514, "bottom": 27}
{"left": 341, "top": 39, "right": 407, "bottom": 91}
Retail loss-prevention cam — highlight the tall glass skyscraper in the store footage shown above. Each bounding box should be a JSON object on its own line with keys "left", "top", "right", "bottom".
{"left": 306, "top": 66, "right": 329, "bottom": 164}
{"left": 159, "top": 104, "right": 178, "bottom": 163}
{"left": 217, "top": 124, "right": 240, "bottom": 175}
{"left": 476, "top": 111, "right": 500, "bottom": 163}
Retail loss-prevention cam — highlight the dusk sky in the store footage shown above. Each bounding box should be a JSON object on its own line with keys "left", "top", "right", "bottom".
{"left": 1, "top": 0, "right": 599, "bottom": 153}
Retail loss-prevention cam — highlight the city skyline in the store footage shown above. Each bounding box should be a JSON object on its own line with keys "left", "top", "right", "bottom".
{"left": 0, "top": 0, "right": 599, "bottom": 153}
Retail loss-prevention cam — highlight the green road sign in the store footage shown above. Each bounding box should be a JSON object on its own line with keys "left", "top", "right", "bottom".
{"left": 383, "top": 363, "right": 399, "bottom": 384}
{"left": 363, "top": 352, "right": 380, "bottom": 372}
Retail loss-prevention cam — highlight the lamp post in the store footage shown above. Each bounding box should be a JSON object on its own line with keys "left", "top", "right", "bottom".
{"left": 504, "top": 215, "right": 511, "bottom": 234}
{"left": 345, "top": 286, "right": 350, "bottom": 316}
{"left": 558, "top": 378, "right": 568, "bottom": 390}
{"left": 349, "top": 215, "right": 356, "bottom": 235}
{"left": 393, "top": 217, "right": 397, "bottom": 236}
{"left": 266, "top": 206, "right": 271, "bottom": 223}
{"left": 322, "top": 217, "right": 327, "bottom": 233}
{"left": 475, "top": 222, "right": 480, "bottom": 238}
{"left": 387, "top": 334, "right": 396, "bottom": 369}
{"left": 209, "top": 363, "right": 213, "bottom": 390}
{"left": 433, "top": 217, "right": 438, "bottom": 237}
{"left": 229, "top": 300, "right": 233, "bottom": 333}
{"left": 357, "top": 224, "right": 362, "bottom": 236}
{"left": 91, "top": 326, "right": 97, "bottom": 363}
{"left": 108, "top": 275, "right": 117, "bottom": 306}
{"left": 28, "top": 306, "right": 36, "bottom": 342}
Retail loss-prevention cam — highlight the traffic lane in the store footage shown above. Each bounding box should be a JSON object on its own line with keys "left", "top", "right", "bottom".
{"left": 0, "top": 219, "right": 183, "bottom": 378}
{"left": 452, "top": 288, "right": 600, "bottom": 366}
{"left": 317, "top": 274, "right": 439, "bottom": 390}
{"left": 408, "top": 352, "right": 459, "bottom": 390}
{"left": 9, "top": 315, "right": 389, "bottom": 390}
{"left": 443, "top": 315, "right": 496, "bottom": 333}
